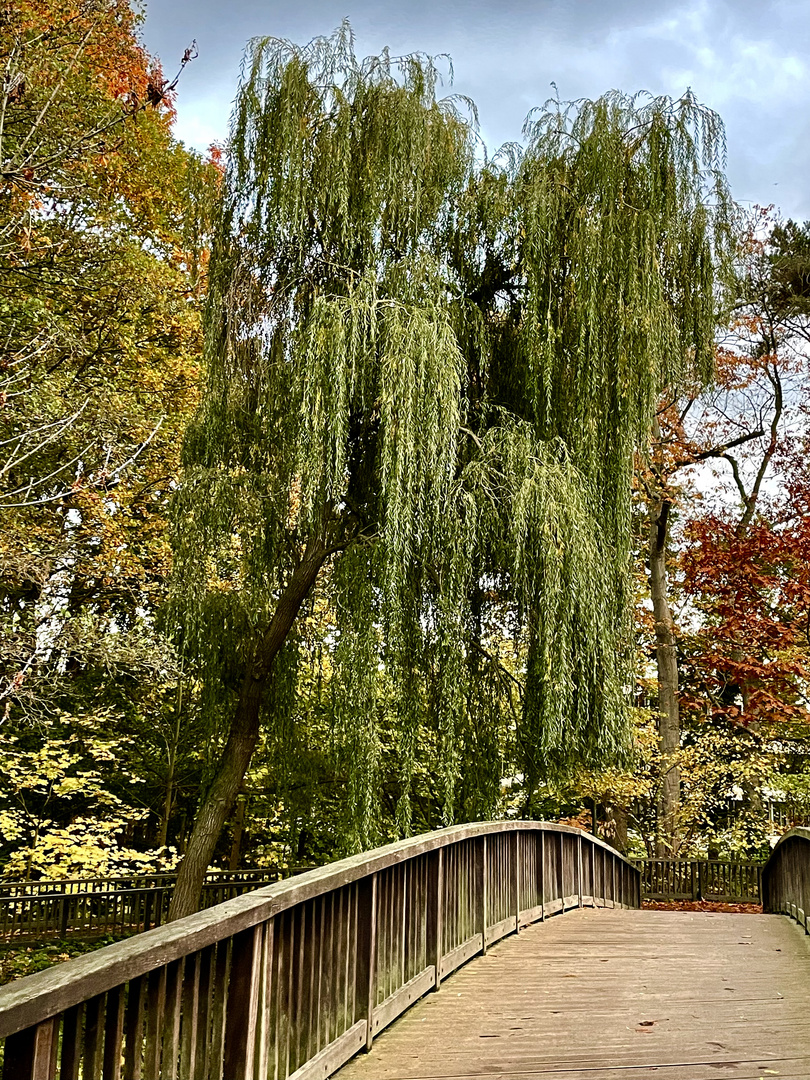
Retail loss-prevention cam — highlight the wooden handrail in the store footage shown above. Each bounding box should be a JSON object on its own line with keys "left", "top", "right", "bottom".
{"left": 0, "top": 821, "right": 640, "bottom": 1080}
{"left": 762, "top": 826, "right": 810, "bottom": 931}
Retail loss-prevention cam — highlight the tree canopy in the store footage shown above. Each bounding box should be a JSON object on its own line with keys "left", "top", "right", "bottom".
{"left": 0, "top": 0, "right": 220, "bottom": 880}
{"left": 166, "top": 24, "right": 734, "bottom": 917}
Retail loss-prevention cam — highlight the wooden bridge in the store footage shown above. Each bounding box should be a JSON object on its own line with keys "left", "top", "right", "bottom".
{"left": 0, "top": 857, "right": 764, "bottom": 944}
{"left": 0, "top": 823, "right": 808, "bottom": 1080}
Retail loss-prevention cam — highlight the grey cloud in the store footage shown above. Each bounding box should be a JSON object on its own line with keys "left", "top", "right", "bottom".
{"left": 142, "top": 0, "right": 810, "bottom": 218}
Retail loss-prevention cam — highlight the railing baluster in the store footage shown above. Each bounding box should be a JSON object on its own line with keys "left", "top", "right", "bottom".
{"left": 1, "top": 1017, "right": 57, "bottom": 1080}
{"left": 61, "top": 1004, "right": 83, "bottom": 1080}
{"left": 357, "top": 872, "right": 378, "bottom": 1052}
{"left": 512, "top": 832, "right": 521, "bottom": 930}
{"left": 179, "top": 952, "right": 201, "bottom": 1080}
{"left": 103, "top": 985, "right": 126, "bottom": 1080}
{"left": 476, "top": 836, "right": 488, "bottom": 954}
{"left": 321, "top": 895, "right": 334, "bottom": 1052}
{"left": 255, "top": 918, "right": 274, "bottom": 1080}
{"left": 83, "top": 993, "right": 105, "bottom": 1080}
{"left": 540, "top": 830, "right": 546, "bottom": 918}
{"left": 557, "top": 831, "right": 565, "bottom": 909}
{"left": 194, "top": 948, "right": 214, "bottom": 1080}
{"left": 210, "top": 942, "right": 230, "bottom": 1080}
{"left": 222, "top": 927, "right": 262, "bottom": 1080}
{"left": 426, "top": 848, "right": 443, "bottom": 989}
{"left": 293, "top": 904, "right": 306, "bottom": 1072}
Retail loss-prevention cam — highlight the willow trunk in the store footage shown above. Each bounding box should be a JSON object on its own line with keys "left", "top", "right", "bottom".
{"left": 168, "top": 537, "right": 330, "bottom": 921}
{"left": 649, "top": 496, "right": 680, "bottom": 857}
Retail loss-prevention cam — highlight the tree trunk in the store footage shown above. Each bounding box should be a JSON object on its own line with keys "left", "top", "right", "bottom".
{"left": 157, "top": 699, "right": 182, "bottom": 850}
{"left": 610, "top": 805, "right": 629, "bottom": 854}
{"left": 168, "top": 535, "right": 330, "bottom": 921}
{"left": 649, "top": 495, "right": 680, "bottom": 857}
{"left": 228, "top": 795, "right": 246, "bottom": 871}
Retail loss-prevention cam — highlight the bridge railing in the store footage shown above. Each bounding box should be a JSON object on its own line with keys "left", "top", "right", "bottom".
{"left": 0, "top": 869, "right": 304, "bottom": 942}
{"left": 0, "top": 822, "right": 639, "bottom": 1080}
{"left": 762, "top": 826, "right": 810, "bottom": 932}
{"left": 635, "top": 858, "right": 763, "bottom": 903}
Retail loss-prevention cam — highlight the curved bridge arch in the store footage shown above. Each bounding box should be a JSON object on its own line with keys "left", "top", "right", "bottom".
{"left": 0, "top": 822, "right": 638, "bottom": 1079}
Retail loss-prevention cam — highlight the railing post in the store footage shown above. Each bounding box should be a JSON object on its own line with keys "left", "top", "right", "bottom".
{"left": 222, "top": 925, "right": 262, "bottom": 1080}
{"left": 540, "top": 830, "right": 546, "bottom": 920}
{"left": 427, "top": 849, "right": 444, "bottom": 989}
{"left": 512, "top": 831, "right": 521, "bottom": 931}
{"left": 476, "top": 836, "right": 488, "bottom": 954}
{"left": 59, "top": 1004, "right": 82, "bottom": 1080}
{"left": 58, "top": 884, "right": 69, "bottom": 940}
{"left": 589, "top": 843, "right": 596, "bottom": 906}
{"left": 2, "top": 1019, "right": 57, "bottom": 1080}
{"left": 577, "top": 834, "right": 583, "bottom": 908}
{"left": 557, "top": 832, "right": 565, "bottom": 909}
{"left": 357, "top": 872, "right": 378, "bottom": 1051}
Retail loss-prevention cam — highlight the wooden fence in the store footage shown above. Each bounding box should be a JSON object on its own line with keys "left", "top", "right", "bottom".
{"left": 0, "top": 871, "right": 300, "bottom": 943}
{"left": 636, "top": 858, "right": 763, "bottom": 903}
{"left": 762, "top": 826, "right": 810, "bottom": 932}
{"left": 0, "top": 822, "right": 639, "bottom": 1080}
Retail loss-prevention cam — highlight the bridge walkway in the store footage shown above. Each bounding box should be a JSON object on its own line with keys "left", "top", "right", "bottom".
{"left": 338, "top": 908, "right": 810, "bottom": 1080}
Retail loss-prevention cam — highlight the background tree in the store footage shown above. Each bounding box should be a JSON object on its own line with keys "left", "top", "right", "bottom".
{"left": 0, "top": 0, "right": 221, "bottom": 878}
{"left": 628, "top": 209, "right": 810, "bottom": 857}
{"left": 166, "top": 25, "right": 732, "bottom": 919}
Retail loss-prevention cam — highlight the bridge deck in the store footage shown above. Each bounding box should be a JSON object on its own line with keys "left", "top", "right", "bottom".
{"left": 337, "top": 908, "right": 810, "bottom": 1080}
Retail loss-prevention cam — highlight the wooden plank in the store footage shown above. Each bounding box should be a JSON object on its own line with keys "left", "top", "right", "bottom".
{"left": 254, "top": 919, "right": 274, "bottom": 1080}
{"left": 285, "top": 1020, "right": 366, "bottom": 1080}
{"left": 222, "top": 927, "right": 262, "bottom": 1080}
{"left": 438, "top": 935, "right": 482, "bottom": 979}
{"left": 61, "top": 1004, "right": 83, "bottom": 1080}
{"left": 355, "top": 874, "right": 377, "bottom": 1052}
{"left": 426, "top": 850, "right": 443, "bottom": 991}
{"left": 518, "top": 903, "right": 544, "bottom": 928}
{"left": 371, "top": 968, "right": 435, "bottom": 1036}
{"left": 484, "top": 916, "right": 515, "bottom": 947}
{"left": 1, "top": 1018, "right": 58, "bottom": 1080}
{"left": 179, "top": 953, "right": 202, "bottom": 1080}
{"left": 192, "top": 947, "right": 213, "bottom": 1080}
{"left": 208, "top": 941, "right": 230, "bottom": 1080}
{"left": 82, "top": 994, "right": 105, "bottom": 1080}
{"left": 337, "top": 909, "right": 810, "bottom": 1080}
{"left": 556, "top": 832, "right": 565, "bottom": 909}
{"left": 161, "top": 961, "right": 183, "bottom": 1080}
{"left": 512, "top": 832, "right": 520, "bottom": 932}
{"left": 475, "top": 838, "right": 487, "bottom": 957}
{"left": 122, "top": 977, "right": 145, "bottom": 1080}
{"left": 142, "top": 969, "right": 166, "bottom": 1079}
{"left": 102, "top": 985, "right": 125, "bottom": 1080}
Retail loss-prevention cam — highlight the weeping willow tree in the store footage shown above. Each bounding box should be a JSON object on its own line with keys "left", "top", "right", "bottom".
{"left": 166, "top": 23, "right": 732, "bottom": 919}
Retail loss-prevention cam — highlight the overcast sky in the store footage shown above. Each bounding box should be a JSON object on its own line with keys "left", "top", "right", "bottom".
{"left": 141, "top": 0, "right": 810, "bottom": 219}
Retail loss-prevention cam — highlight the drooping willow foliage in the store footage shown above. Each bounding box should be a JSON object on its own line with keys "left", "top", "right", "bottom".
{"left": 170, "top": 23, "right": 733, "bottom": 853}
